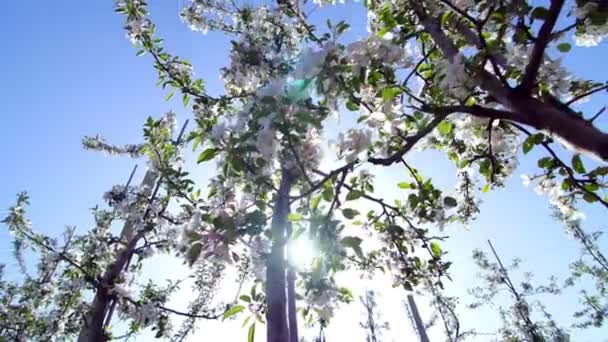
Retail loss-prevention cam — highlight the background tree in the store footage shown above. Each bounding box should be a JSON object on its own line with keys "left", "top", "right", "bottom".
{"left": 359, "top": 290, "right": 390, "bottom": 342}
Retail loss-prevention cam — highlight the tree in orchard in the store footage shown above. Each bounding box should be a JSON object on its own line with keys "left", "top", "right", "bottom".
{"left": 2, "top": 0, "right": 608, "bottom": 341}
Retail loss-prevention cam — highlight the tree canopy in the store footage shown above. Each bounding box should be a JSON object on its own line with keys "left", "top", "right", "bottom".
{"left": 1, "top": 0, "right": 608, "bottom": 341}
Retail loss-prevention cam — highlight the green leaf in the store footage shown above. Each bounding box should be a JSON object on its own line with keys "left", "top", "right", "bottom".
{"left": 346, "top": 190, "right": 363, "bottom": 201}
{"left": 341, "top": 236, "right": 363, "bottom": 258}
{"left": 310, "top": 195, "right": 322, "bottom": 210}
{"left": 443, "top": 196, "right": 457, "bottom": 207}
{"left": 572, "top": 155, "right": 586, "bottom": 174}
{"left": 430, "top": 242, "right": 442, "bottom": 258}
{"left": 382, "top": 87, "right": 402, "bottom": 102}
{"left": 346, "top": 100, "right": 359, "bottom": 111}
{"left": 557, "top": 43, "right": 571, "bottom": 52}
{"left": 222, "top": 305, "right": 245, "bottom": 321}
{"left": 482, "top": 183, "right": 491, "bottom": 193}
{"left": 583, "top": 193, "right": 598, "bottom": 203}
{"left": 464, "top": 97, "right": 477, "bottom": 107}
{"left": 403, "top": 281, "right": 413, "bottom": 291}
{"left": 437, "top": 121, "right": 453, "bottom": 135}
{"left": 522, "top": 133, "right": 544, "bottom": 154}
{"left": 287, "top": 213, "right": 304, "bottom": 222}
{"left": 242, "top": 316, "right": 251, "bottom": 328}
{"left": 590, "top": 166, "right": 608, "bottom": 177}
{"left": 398, "top": 182, "right": 412, "bottom": 189}
{"left": 239, "top": 295, "right": 251, "bottom": 303}
{"left": 165, "top": 91, "right": 175, "bottom": 101}
{"left": 336, "top": 21, "right": 350, "bottom": 35}
{"left": 538, "top": 157, "right": 554, "bottom": 169}
{"left": 342, "top": 208, "right": 359, "bottom": 219}
{"left": 248, "top": 323, "right": 256, "bottom": 342}
{"left": 197, "top": 148, "right": 219, "bottom": 163}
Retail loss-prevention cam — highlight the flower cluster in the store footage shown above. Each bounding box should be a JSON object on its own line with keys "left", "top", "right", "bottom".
{"left": 336, "top": 128, "right": 373, "bottom": 163}
{"left": 574, "top": 1, "right": 608, "bottom": 47}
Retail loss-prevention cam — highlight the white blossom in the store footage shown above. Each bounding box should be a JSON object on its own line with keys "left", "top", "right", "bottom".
{"left": 337, "top": 128, "right": 373, "bottom": 163}
{"left": 256, "top": 116, "right": 277, "bottom": 161}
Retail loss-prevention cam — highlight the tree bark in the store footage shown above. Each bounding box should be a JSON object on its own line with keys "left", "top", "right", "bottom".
{"left": 287, "top": 267, "right": 299, "bottom": 342}
{"left": 266, "top": 171, "right": 293, "bottom": 342}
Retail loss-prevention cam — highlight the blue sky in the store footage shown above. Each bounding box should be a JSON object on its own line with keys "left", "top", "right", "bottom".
{"left": 1, "top": 1, "right": 607, "bottom": 341}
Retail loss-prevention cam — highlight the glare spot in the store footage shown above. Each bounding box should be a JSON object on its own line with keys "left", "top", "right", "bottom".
{"left": 287, "top": 237, "right": 317, "bottom": 270}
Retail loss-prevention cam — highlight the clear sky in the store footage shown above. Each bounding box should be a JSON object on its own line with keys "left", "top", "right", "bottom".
{"left": 1, "top": 1, "right": 607, "bottom": 341}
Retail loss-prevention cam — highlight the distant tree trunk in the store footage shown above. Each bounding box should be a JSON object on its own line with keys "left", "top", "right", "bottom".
{"left": 407, "top": 294, "right": 430, "bottom": 342}
{"left": 266, "top": 170, "right": 293, "bottom": 342}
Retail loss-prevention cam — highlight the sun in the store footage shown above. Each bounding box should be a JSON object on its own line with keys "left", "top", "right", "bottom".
{"left": 287, "top": 237, "right": 317, "bottom": 270}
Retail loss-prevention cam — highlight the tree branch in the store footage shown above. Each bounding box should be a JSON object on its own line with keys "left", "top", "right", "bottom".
{"left": 520, "top": 0, "right": 565, "bottom": 92}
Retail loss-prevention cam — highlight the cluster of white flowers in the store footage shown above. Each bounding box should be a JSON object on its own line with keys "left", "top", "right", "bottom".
{"left": 454, "top": 168, "right": 482, "bottom": 224}
{"left": 220, "top": 7, "right": 302, "bottom": 95}
{"left": 507, "top": 44, "right": 572, "bottom": 97}
{"left": 161, "top": 61, "right": 194, "bottom": 84}
{"left": 450, "top": 115, "right": 519, "bottom": 185}
{"left": 82, "top": 135, "right": 142, "bottom": 157}
{"left": 119, "top": 300, "right": 162, "bottom": 327}
{"left": 435, "top": 53, "right": 471, "bottom": 99}
{"left": 313, "top": 0, "right": 346, "bottom": 6}
{"left": 256, "top": 115, "right": 278, "bottom": 162}
{"left": 452, "top": 0, "right": 474, "bottom": 10}
{"left": 336, "top": 128, "right": 373, "bottom": 163}
{"left": 574, "top": 1, "right": 608, "bottom": 47}
{"left": 111, "top": 285, "right": 133, "bottom": 299}
{"left": 293, "top": 46, "right": 332, "bottom": 79}
{"left": 538, "top": 58, "right": 571, "bottom": 97}
{"left": 248, "top": 236, "right": 271, "bottom": 281}
{"left": 523, "top": 176, "right": 585, "bottom": 221}
{"left": 346, "top": 35, "right": 413, "bottom": 75}
{"left": 193, "top": 230, "right": 233, "bottom": 264}
{"left": 180, "top": 0, "right": 211, "bottom": 34}
{"left": 305, "top": 283, "right": 339, "bottom": 321}
{"left": 125, "top": 18, "right": 152, "bottom": 44}
{"left": 115, "top": 1, "right": 152, "bottom": 44}
{"left": 284, "top": 127, "right": 323, "bottom": 174}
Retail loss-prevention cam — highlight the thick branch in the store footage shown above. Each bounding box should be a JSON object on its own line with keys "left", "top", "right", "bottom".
{"left": 520, "top": 0, "right": 564, "bottom": 92}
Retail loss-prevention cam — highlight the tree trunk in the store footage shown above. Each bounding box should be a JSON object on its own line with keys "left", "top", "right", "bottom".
{"left": 407, "top": 295, "right": 430, "bottom": 342}
{"left": 287, "top": 267, "right": 299, "bottom": 342}
{"left": 266, "top": 171, "right": 293, "bottom": 342}
{"left": 78, "top": 170, "right": 157, "bottom": 342}
{"left": 285, "top": 220, "right": 299, "bottom": 342}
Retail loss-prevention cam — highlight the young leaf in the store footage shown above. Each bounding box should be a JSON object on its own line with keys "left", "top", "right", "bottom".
{"left": 430, "top": 242, "right": 442, "bottom": 258}
{"left": 346, "top": 190, "right": 363, "bottom": 201}
{"left": 346, "top": 100, "right": 359, "bottom": 111}
{"left": 382, "top": 87, "right": 402, "bottom": 102}
{"left": 248, "top": 323, "right": 256, "bottom": 342}
{"left": 222, "top": 305, "right": 245, "bottom": 321}
{"left": 341, "top": 236, "right": 363, "bottom": 258}
{"left": 342, "top": 208, "right": 359, "bottom": 219}
{"left": 438, "top": 121, "right": 453, "bottom": 135}
{"left": 557, "top": 43, "right": 571, "bottom": 52}
{"left": 572, "top": 155, "right": 586, "bottom": 174}
{"left": 287, "top": 213, "right": 304, "bottom": 222}
{"left": 443, "top": 196, "right": 457, "bottom": 207}
{"left": 197, "top": 148, "right": 219, "bottom": 163}
{"left": 398, "top": 182, "right": 412, "bottom": 189}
